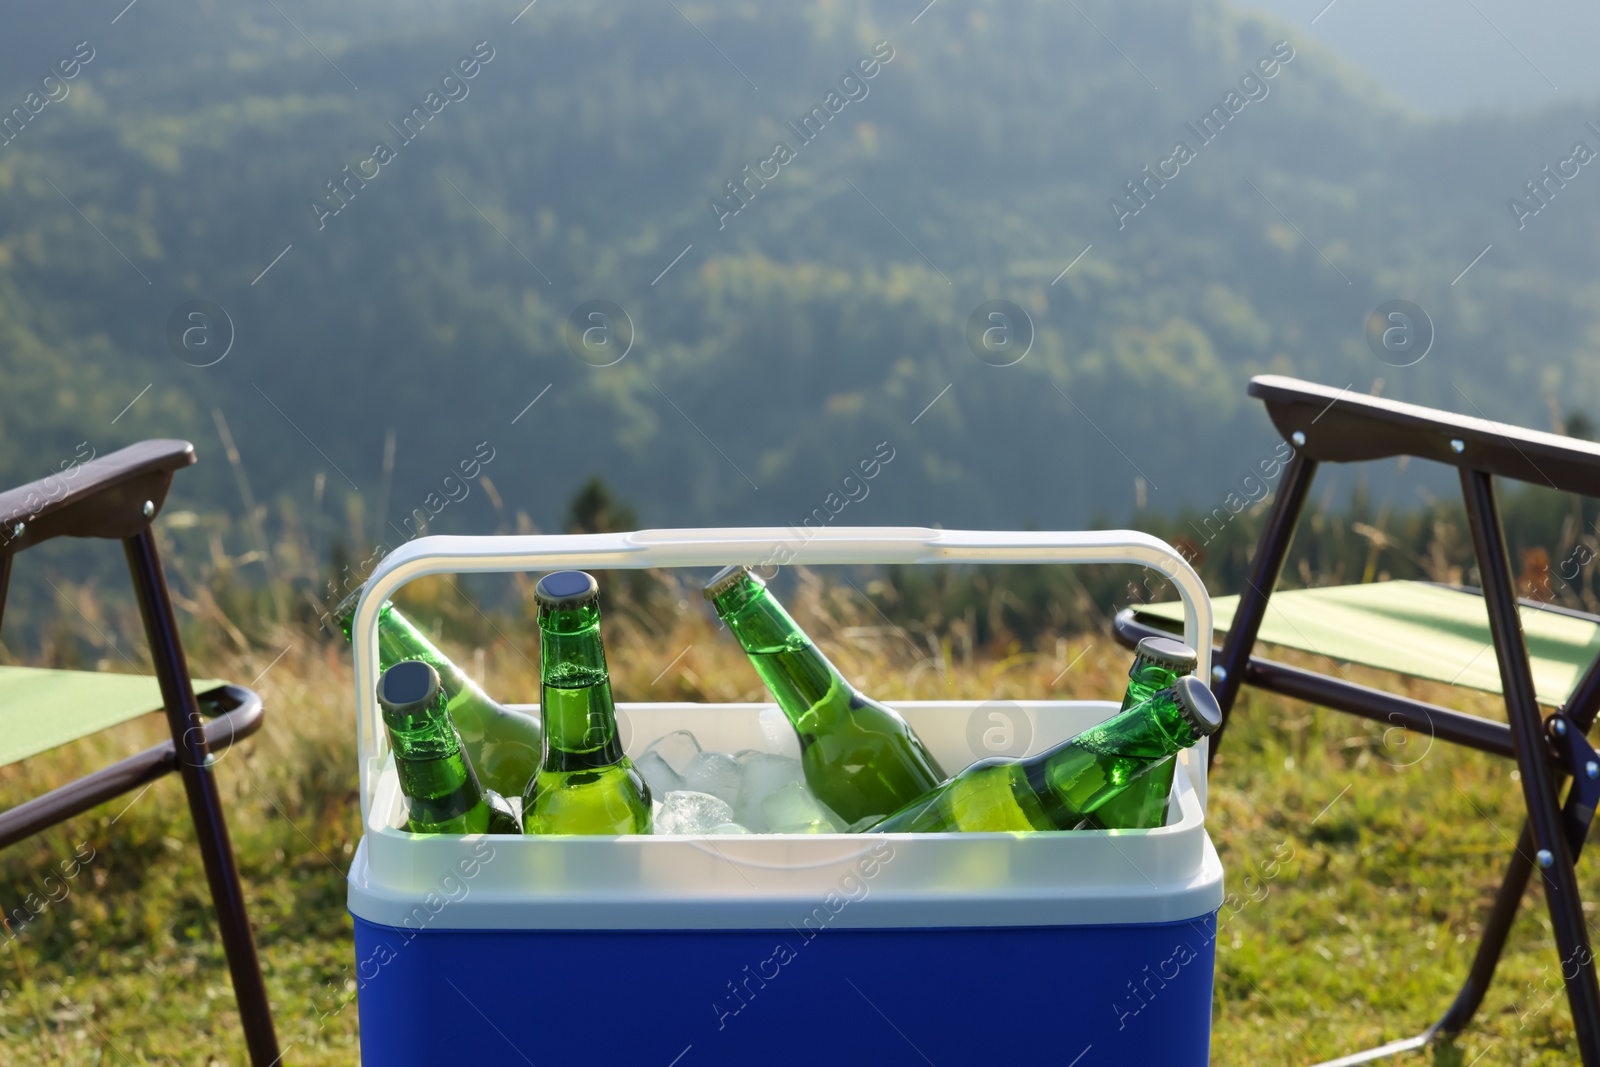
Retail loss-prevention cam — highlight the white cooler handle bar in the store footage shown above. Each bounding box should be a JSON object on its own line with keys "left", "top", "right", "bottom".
{"left": 350, "top": 526, "right": 1212, "bottom": 823}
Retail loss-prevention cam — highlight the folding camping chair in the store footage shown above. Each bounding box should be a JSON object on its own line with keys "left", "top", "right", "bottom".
{"left": 1115, "top": 376, "right": 1600, "bottom": 1066}
{"left": 0, "top": 439, "right": 280, "bottom": 1065}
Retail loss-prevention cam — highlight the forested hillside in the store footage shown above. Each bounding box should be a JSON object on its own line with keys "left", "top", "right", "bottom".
{"left": 2, "top": 0, "right": 1597, "bottom": 544}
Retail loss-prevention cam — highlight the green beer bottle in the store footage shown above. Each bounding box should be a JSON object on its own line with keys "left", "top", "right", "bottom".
{"left": 523, "top": 571, "right": 652, "bottom": 835}
{"left": 378, "top": 661, "right": 521, "bottom": 835}
{"left": 337, "top": 590, "right": 542, "bottom": 799}
{"left": 1089, "top": 637, "right": 1199, "bottom": 830}
{"left": 703, "top": 565, "right": 945, "bottom": 826}
{"left": 863, "top": 676, "right": 1220, "bottom": 834}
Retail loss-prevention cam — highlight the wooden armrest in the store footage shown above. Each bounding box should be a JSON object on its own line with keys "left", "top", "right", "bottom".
{"left": 1250, "top": 376, "right": 1600, "bottom": 496}
{"left": 0, "top": 439, "right": 195, "bottom": 553}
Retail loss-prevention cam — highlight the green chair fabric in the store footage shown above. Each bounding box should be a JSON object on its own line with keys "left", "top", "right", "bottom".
{"left": 1135, "top": 580, "right": 1600, "bottom": 708}
{"left": 0, "top": 666, "right": 226, "bottom": 770}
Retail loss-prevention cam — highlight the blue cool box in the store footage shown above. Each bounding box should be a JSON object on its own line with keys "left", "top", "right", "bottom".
{"left": 344, "top": 529, "right": 1225, "bottom": 1065}
{"left": 351, "top": 916, "right": 1219, "bottom": 1064}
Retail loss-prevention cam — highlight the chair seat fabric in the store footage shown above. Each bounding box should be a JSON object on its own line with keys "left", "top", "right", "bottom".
{"left": 0, "top": 666, "right": 226, "bottom": 769}
{"left": 1136, "top": 580, "right": 1600, "bottom": 708}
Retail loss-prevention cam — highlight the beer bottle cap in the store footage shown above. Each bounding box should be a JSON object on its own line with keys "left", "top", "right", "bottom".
{"left": 1134, "top": 636, "right": 1199, "bottom": 673}
{"left": 535, "top": 570, "right": 600, "bottom": 609}
{"left": 1172, "top": 676, "right": 1223, "bottom": 736}
{"left": 378, "top": 660, "right": 441, "bottom": 716}
{"left": 702, "top": 564, "right": 757, "bottom": 601}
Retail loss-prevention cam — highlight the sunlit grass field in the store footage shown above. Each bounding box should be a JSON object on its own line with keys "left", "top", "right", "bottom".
{"left": 0, "top": 573, "right": 1590, "bottom": 1065}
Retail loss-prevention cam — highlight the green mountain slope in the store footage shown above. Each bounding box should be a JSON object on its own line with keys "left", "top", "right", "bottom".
{"left": 1, "top": 0, "right": 1597, "bottom": 540}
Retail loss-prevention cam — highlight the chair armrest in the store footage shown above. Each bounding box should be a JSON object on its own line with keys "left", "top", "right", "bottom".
{"left": 1250, "top": 376, "right": 1600, "bottom": 496}
{"left": 0, "top": 440, "right": 195, "bottom": 553}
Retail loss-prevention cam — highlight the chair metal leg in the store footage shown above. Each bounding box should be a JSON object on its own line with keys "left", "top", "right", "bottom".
{"left": 1307, "top": 675, "right": 1600, "bottom": 1062}
{"left": 1434, "top": 823, "right": 1538, "bottom": 1036}
{"left": 1438, "top": 705, "right": 1600, "bottom": 1038}
{"left": 1317, "top": 783, "right": 1600, "bottom": 1067}
{"left": 124, "top": 530, "right": 282, "bottom": 1066}
{"left": 1209, "top": 450, "right": 1318, "bottom": 762}
{"left": 1431, "top": 675, "right": 1600, "bottom": 1039}
{"left": 0, "top": 552, "right": 11, "bottom": 632}
{"left": 1460, "top": 467, "right": 1600, "bottom": 1065}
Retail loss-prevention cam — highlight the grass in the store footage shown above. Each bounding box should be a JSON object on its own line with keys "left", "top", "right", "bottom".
{"left": 0, "top": 574, "right": 1593, "bottom": 1065}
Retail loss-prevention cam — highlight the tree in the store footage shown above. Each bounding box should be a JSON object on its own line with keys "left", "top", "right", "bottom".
{"left": 565, "top": 476, "right": 639, "bottom": 535}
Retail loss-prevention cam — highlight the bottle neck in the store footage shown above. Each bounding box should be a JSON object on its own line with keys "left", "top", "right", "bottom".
{"left": 1070, "top": 689, "right": 1199, "bottom": 763}
{"left": 1120, "top": 658, "right": 1181, "bottom": 712}
{"left": 384, "top": 703, "right": 485, "bottom": 812}
{"left": 384, "top": 701, "right": 468, "bottom": 763}
{"left": 1010, "top": 688, "right": 1198, "bottom": 826}
{"left": 712, "top": 579, "right": 846, "bottom": 713}
{"left": 539, "top": 604, "right": 624, "bottom": 768}
{"left": 344, "top": 600, "right": 485, "bottom": 700}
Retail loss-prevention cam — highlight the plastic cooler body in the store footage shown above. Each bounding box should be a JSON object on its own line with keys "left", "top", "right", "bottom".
{"left": 343, "top": 528, "right": 1223, "bottom": 1065}
{"left": 351, "top": 916, "right": 1218, "bottom": 1065}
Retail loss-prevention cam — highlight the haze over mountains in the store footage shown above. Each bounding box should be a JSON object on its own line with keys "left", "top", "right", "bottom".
{"left": 1250, "top": 0, "right": 1600, "bottom": 116}
{"left": 2, "top": 0, "right": 1598, "bottom": 547}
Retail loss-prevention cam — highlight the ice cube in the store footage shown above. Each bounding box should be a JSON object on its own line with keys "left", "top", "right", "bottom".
{"left": 635, "top": 750, "right": 686, "bottom": 797}
{"left": 641, "top": 730, "right": 702, "bottom": 776}
{"left": 757, "top": 705, "right": 801, "bottom": 757}
{"left": 682, "top": 751, "right": 742, "bottom": 805}
{"left": 761, "top": 781, "right": 841, "bottom": 834}
{"left": 654, "top": 790, "right": 737, "bottom": 835}
{"left": 735, "top": 752, "right": 805, "bottom": 832}
{"left": 708, "top": 822, "right": 751, "bottom": 835}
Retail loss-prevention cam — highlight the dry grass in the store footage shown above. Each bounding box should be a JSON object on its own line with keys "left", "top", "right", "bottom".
{"left": 0, "top": 572, "right": 1592, "bottom": 1064}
